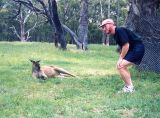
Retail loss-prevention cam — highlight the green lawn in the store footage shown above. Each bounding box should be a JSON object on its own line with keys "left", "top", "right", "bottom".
{"left": 0, "top": 41, "right": 159, "bottom": 118}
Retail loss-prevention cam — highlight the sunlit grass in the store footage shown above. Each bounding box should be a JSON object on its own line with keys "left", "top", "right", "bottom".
{"left": 0, "top": 41, "right": 160, "bottom": 117}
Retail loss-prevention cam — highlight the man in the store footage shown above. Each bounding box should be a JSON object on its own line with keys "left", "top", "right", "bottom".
{"left": 100, "top": 19, "right": 145, "bottom": 93}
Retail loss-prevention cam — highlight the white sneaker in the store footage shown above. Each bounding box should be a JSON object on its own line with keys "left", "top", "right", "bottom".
{"left": 117, "top": 85, "right": 135, "bottom": 93}
{"left": 122, "top": 85, "right": 134, "bottom": 93}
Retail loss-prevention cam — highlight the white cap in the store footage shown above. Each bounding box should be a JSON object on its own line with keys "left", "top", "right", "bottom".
{"left": 100, "top": 19, "right": 114, "bottom": 27}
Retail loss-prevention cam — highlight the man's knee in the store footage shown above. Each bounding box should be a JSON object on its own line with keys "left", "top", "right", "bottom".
{"left": 117, "top": 65, "right": 126, "bottom": 73}
{"left": 121, "top": 59, "right": 133, "bottom": 67}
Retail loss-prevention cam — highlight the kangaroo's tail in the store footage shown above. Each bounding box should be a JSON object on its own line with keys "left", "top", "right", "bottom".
{"left": 51, "top": 66, "right": 76, "bottom": 77}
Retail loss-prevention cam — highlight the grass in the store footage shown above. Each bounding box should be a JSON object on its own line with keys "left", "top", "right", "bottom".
{"left": 0, "top": 41, "right": 160, "bottom": 118}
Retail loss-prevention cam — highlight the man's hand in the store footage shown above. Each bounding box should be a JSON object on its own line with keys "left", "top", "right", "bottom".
{"left": 117, "top": 58, "right": 123, "bottom": 69}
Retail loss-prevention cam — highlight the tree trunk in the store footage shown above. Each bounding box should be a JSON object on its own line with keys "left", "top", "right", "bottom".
{"left": 100, "top": 0, "right": 106, "bottom": 45}
{"left": 125, "top": 0, "right": 160, "bottom": 72}
{"left": 106, "top": 0, "right": 111, "bottom": 46}
{"left": 78, "top": 0, "right": 89, "bottom": 50}
{"left": 116, "top": 0, "right": 120, "bottom": 26}
{"left": 125, "top": 0, "right": 160, "bottom": 30}
{"left": 51, "top": 0, "right": 67, "bottom": 50}
{"left": 19, "top": 11, "right": 26, "bottom": 42}
{"left": 62, "top": 24, "right": 81, "bottom": 48}
{"left": 11, "top": 8, "right": 35, "bottom": 42}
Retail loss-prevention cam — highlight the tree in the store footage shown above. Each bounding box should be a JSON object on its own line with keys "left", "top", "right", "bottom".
{"left": 125, "top": 0, "right": 160, "bottom": 30}
{"left": 12, "top": 0, "right": 67, "bottom": 49}
{"left": 10, "top": 8, "right": 37, "bottom": 42}
{"left": 106, "top": 0, "right": 111, "bottom": 46}
{"left": 78, "top": 0, "right": 89, "bottom": 50}
{"left": 1, "top": 0, "right": 129, "bottom": 44}
{"left": 58, "top": 0, "right": 89, "bottom": 50}
{"left": 125, "top": 0, "right": 160, "bottom": 72}
{"left": 116, "top": 0, "right": 120, "bottom": 26}
{"left": 0, "top": 0, "right": 18, "bottom": 41}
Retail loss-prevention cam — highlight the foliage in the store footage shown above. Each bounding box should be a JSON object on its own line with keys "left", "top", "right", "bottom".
{"left": 57, "top": 0, "right": 128, "bottom": 44}
{"left": 88, "top": 23, "right": 102, "bottom": 44}
{"left": 0, "top": 42, "right": 160, "bottom": 117}
{"left": 0, "top": 0, "right": 128, "bottom": 43}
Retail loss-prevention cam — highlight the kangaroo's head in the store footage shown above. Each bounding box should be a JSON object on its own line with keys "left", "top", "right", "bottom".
{"left": 30, "top": 60, "right": 41, "bottom": 72}
{"left": 30, "top": 59, "right": 47, "bottom": 80}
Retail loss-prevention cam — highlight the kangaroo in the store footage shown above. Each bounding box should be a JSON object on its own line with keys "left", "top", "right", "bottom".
{"left": 30, "top": 60, "right": 75, "bottom": 80}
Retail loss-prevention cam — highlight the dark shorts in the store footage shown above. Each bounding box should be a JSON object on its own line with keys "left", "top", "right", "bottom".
{"left": 124, "top": 44, "right": 145, "bottom": 65}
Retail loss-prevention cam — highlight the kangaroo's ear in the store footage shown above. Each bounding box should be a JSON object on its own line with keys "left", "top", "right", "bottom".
{"left": 37, "top": 60, "right": 41, "bottom": 63}
{"left": 29, "top": 59, "right": 35, "bottom": 63}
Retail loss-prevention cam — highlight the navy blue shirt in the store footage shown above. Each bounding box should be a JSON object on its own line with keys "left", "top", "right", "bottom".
{"left": 114, "top": 27, "right": 142, "bottom": 51}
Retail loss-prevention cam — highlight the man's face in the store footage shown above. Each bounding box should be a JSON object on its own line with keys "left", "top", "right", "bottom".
{"left": 101, "top": 23, "right": 112, "bottom": 34}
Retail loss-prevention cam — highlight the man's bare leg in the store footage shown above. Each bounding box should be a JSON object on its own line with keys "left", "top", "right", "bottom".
{"left": 117, "top": 59, "right": 134, "bottom": 86}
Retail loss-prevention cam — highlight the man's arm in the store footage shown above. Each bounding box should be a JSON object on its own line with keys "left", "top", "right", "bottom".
{"left": 120, "top": 43, "right": 129, "bottom": 59}
{"left": 117, "top": 43, "right": 129, "bottom": 68}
